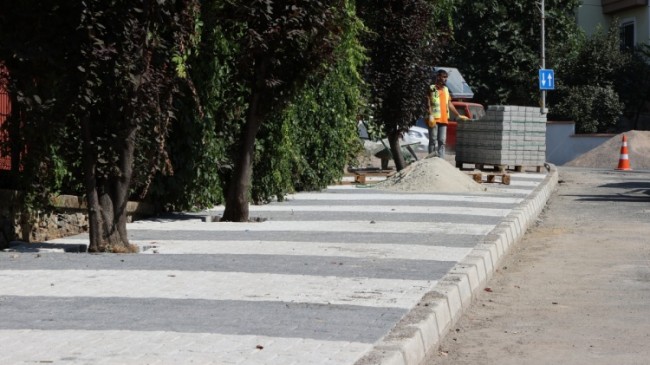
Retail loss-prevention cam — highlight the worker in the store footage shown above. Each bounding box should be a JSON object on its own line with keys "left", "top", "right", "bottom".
{"left": 427, "top": 69, "right": 468, "bottom": 158}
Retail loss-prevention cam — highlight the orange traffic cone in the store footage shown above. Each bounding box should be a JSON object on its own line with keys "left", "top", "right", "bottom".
{"left": 616, "top": 134, "right": 632, "bottom": 171}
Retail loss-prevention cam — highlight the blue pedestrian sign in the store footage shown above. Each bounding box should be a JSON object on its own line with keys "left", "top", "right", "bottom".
{"left": 539, "top": 69, "right": 555, "bottom": 90}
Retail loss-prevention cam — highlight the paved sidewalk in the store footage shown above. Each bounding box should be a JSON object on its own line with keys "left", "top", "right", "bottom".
{"left": 0, "top": 167, "right": 557, "bottom": 365}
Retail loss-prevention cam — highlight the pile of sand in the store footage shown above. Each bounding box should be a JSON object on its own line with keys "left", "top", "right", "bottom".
{"left": 375, "top": 157, "right": 486, "bottom": 193}
{"left": 565, "top": 130, "right": 650, "bottom": 169}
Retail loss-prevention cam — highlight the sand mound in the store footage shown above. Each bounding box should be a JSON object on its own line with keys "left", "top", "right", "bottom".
{"left": 375, "top": 157, "right": 486, "bottom": 193}
{"left": 565, "top": 130, "right": 650, "bottom": 169}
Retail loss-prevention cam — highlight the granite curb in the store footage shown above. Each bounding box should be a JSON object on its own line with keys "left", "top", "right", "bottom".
{"left": 355, "top": 165, "right": 559, "bottom": 365}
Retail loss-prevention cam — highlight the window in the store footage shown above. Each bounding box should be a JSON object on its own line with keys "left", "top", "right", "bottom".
{"left": 619, "top": 20, "right": 635, "bottom": 50}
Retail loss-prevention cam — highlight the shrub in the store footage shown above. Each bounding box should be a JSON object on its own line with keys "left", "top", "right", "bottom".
{"left": 552, "top": 85, "right": 623, "bottom": 133}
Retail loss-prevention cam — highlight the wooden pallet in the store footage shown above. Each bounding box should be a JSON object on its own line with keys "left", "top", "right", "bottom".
{"left": 487, "top": 173, "right": 510, "bottom": 185}
{"left": 468, "top": 171, "right": 511, "bottom": 185}
{"left": 457, "top": 161, "right": 544, "bottom": 173}
{"left": 339, "top": 170, "right": 393, "bottom": 185}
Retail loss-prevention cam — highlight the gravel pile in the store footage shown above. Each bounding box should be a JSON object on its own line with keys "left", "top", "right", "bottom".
{"left": 375, "top": 157, "right": 487, "bottom": 193}
{"left": 565, "top": 130, "right": 650, "bottom": 169}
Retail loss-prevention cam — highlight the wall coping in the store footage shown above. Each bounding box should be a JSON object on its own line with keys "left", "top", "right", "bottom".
{"left": 546, "top": 120, "right": 575, "bottom": 125}
{"left": 570, "top": 133, "right": 616, "bottom": 138}
{"left": 0, "top": 189, "right": 154, "bottom": 215}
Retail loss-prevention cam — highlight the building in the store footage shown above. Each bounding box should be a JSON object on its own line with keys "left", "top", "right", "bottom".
{"left": 578, "top": 0, "right": 650, "bottom": 48}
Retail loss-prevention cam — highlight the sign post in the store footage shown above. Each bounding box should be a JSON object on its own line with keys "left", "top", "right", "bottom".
{"left": 540, "top": 0, "right": 547, "bottom": 114}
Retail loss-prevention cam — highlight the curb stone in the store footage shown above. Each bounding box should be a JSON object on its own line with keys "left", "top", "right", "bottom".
{"left": 355, "top": 164, "right": 559, "bottom": 365}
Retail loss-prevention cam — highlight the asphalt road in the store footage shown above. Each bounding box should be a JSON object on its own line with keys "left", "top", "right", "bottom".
{"left": 426, "top": 166, "right": 650, "bottom": 365}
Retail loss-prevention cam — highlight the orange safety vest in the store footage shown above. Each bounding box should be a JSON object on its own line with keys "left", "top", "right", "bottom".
{"left": 430, "top": 85, "right": 450, "bottom": 125}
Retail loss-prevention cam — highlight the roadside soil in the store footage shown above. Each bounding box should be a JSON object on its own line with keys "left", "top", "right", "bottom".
{"left": 425, "top": 166, "right": 650, "bottom": 365}
{"left": 565, "top": 130, "right": 650, "bottom": 170}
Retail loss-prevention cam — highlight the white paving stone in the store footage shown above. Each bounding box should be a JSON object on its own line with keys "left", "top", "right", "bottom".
{"left": 283, "top": 192, "right": 523, "bottom": 204}
{"left": 47, "top": 238, "right": 474, "bottom": 261}
{"left": 508, "top": 172, "right": 546, "bottom": 180}
{"left": 0, "top": 170, "right": 552, "bottom": 365}
{"left": 127, "top": 220, "right": 494, "bottom": 236}
{"left": 502, "top": 180, "right": 541, "bottom": 187}
{"left": 0, "top": 330, "right": 371, "bottom": 365}
{"left": 0, "top": 270, "right": 435, "bottom": 308}
{"left": 206, "top": 204, "right": 511, "bottom": 217}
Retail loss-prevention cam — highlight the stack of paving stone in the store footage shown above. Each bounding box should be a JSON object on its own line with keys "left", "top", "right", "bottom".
{"left": 455, "top": 105, "right": 546, "bottom": 170}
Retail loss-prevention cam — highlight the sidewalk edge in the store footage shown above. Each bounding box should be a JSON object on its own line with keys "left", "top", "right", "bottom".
{"left": 355, "top": 165, "right": 559, "bottom": 365}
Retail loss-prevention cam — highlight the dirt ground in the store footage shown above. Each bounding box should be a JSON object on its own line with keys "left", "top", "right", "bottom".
{"left": 424, "top": 167, "right": 650, "bottom": 365}
{"left": 566, "top": 130, "right": 650, "bottom": 169}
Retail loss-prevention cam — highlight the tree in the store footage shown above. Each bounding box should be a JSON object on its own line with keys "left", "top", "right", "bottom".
{"left": 149, "top": 1, "right": 241, "bottom": 212}
{"left": 76, "top": 0, "right": 200, "bottom": 252}
{"left": 615, "top": 46, "right": 650, "bottom": 130}
{"left": 218, "top": 1, "right": 350, "bottom": 222}
{"left": 257, "top": 4, "right": 366, "bottom": 197}
{"left": 0, "top": 0, "right": 199, "bottom": 252}
{"left": 357, "top": 0, "right": 439, "bottom": 171}
{"left": 0, "top": 3, "right": 78, "bottom": 211}
{"left": 151, "top": 1, "right": 363, "bottom": 212}
{"left": 552, "top": 85, "right": 622, "bottom": 133}
{"left": 549, "top": 24, "right": 625, "bottom": 133}
{"left": 447, "top": 0, "right": 581, "bottom": 106}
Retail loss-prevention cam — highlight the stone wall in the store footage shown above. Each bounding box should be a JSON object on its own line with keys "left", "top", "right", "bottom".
{"left": 0, "top": 189, "right": 20, "bottom": 248}
{"left": 0, "top": 189, "right": 153, "bottom": 249}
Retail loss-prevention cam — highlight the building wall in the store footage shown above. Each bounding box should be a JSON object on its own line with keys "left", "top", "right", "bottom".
{"left": 578, "top": 0, "right": 611, "bottom": 36}
{"left": 577, "top": 1, "right": 650, "bottom": 45}
{"left": 546, "top": 121, "right": 614, "bottom": 165}
{"left": 615, "top": 7, "right": 650, "bottom": 44}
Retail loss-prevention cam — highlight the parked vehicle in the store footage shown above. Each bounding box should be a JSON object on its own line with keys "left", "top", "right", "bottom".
{"left": 452, "top": 101, "right": 485, "bottom": 120}
{"left": 414, "top": 101, "right": 485, "bottom": 152}
{"left": 403, "top": 126, "right": 429, "bottom": 152}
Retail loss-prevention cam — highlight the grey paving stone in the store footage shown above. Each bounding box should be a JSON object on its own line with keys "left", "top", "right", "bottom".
{"left": 0, "top": 253, "right": 456, "bottom": 280}
{"left": 0, "top": 296, "right": 406, "bottom": 343}
{"left": 118, "top": 230, "right": 481, "bottom": 247}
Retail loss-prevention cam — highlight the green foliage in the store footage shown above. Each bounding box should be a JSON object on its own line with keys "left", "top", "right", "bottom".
{"left": 2, "top": 0, "right": 364, "bottom": 221}
{"left": 0, "top": 1, "right": 200, "bottom": 228}
{"left": 150, "top": 4, "right": 244, "bottom": 211}
{"left": 431, "top": 0, "right": 458, "bottom": 34}
{"left": 220, "top": 0, "right": 349, "bottom": 121}
{"left": 283, "top": 62, "right": 364, "bottom": 193}
{"left": 73, "top": 0, "right": 200, "bottom": 185}
{"left": 554, "top": 24, "right": 622, "bottom": 89}
{"left": 217, "top": 0, "right": 357, "bottom": 221}
{"left": 549, "top": 23, "right": 627, "bottom": 132}
{"left": 553, "top": 85, "right": 622, "bottom": 133}
{"left": 0, "top": 2, "right": 81, "bottom": 210}
{"left": 357, "top": 0, "right": 439, "bottom": 136}
{"left": 614, "top": 46, "right": 650, "bottom": 130}
{"left": 251, "top": 113, "right": 295, "bottom": 204}
{"left": 251, "top": 0, "right": 365, "bottom": 201}
{"left": 152, "top": 0, "right": 365, "bottom": 211}
{"left": 447, "top": 0, "right": 581, "bottom": 106}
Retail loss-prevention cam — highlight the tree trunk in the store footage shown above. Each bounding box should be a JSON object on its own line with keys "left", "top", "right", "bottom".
{"left": 388, "top": 129, "right": 406, "bottom": 171}
{"left": 221, "top": 58, "right": 268, "bottom": 222}
{"left": 221, "top": 99, "right": 263, "bottom": 222}
{"left": 82, "top": 118, "right": 138, "bottom": 253}
{"left": 8, "top": 92, "right": 21, "bottom": 174}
